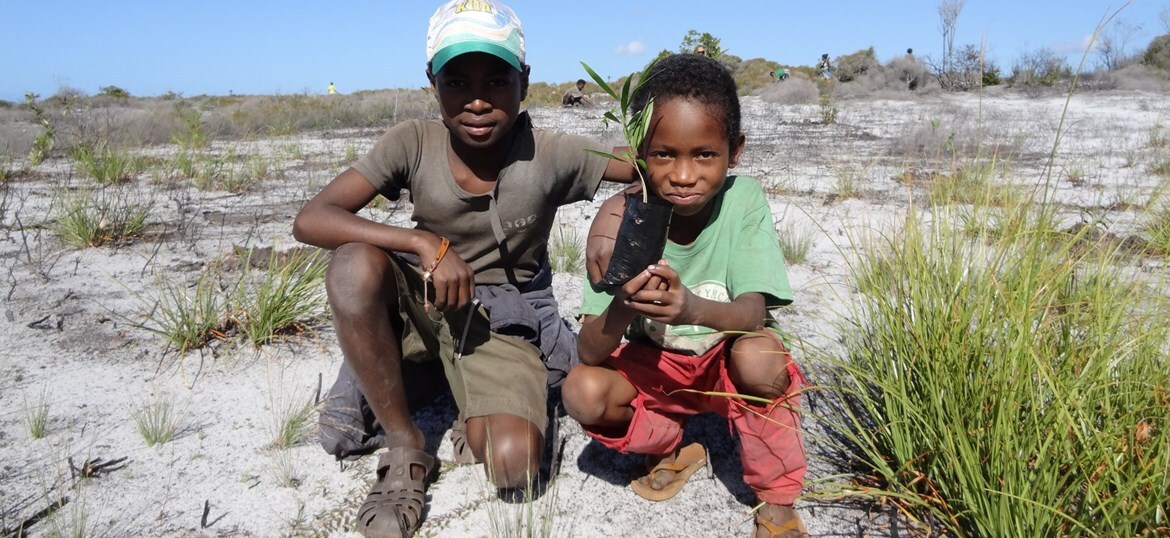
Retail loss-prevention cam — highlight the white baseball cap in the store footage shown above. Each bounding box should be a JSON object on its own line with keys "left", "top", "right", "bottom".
{"left": 426, "top": 0, "right": 526, "bottom": 74}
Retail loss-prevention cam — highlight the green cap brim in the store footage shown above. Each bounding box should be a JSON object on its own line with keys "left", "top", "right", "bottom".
{"left": 429, "top": 42, "right": 522, "bottom": 75}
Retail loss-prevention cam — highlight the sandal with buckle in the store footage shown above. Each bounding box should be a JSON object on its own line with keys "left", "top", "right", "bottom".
{"left": 629, "top": 442, "right": 707, "bottom": 501}
{"left": 356, "top": 446, "right": 437, "bottom": 538}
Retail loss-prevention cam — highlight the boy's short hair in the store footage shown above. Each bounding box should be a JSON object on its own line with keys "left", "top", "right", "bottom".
{"left": 632, "top": 54, "right": 741, "bottom": 148}
{"left": 426, "top": 0, "right": 526, "bottom": 75}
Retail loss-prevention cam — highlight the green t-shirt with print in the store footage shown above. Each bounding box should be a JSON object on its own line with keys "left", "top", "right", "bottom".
{"left": 579, "top": 175, "right": 792, "bottom": 354}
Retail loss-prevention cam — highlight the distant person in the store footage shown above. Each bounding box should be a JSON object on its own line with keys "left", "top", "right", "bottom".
{"left": 565, "top": 53, "right": 809, "bottom": 538}
{"left": 694, "top": 45, "right": 707, "bottom": 56}
{"left": 818, "top": 53, "right": 833, "bottom": 80}
{"left": 328, "top": 82, "right": 337, "bottom": 95}
{"left": 562, "top": 78, "right": 594, "bottom": 107}
{"left": 292, "top": 1, "right": 635, "bottom": 536}
{"left": 769, "top": 67, "right": 790, "bottom": 82}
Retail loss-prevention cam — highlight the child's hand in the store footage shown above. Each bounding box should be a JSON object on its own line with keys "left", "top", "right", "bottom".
{"left": 586, "top": 192, "right": 626, "bottom": 285}
{"left": 621, "top": 260, "right": 692, "bottom": 325}
{"left": 427, "top": 251, "right": 475, "bottom": 312}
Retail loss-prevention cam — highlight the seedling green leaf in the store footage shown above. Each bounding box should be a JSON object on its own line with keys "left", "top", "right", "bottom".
{"left": 580, "top": 59, "right": 658, "bottom": 202}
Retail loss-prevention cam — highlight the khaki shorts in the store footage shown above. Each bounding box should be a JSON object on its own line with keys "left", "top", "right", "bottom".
{"left": 388, "top": 253, "right": 548, "bottom": 433}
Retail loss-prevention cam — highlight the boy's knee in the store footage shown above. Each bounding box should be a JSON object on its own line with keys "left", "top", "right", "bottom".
{"left": 483, "top": 429, "right": 542, "bottom": 488}
{"left": 728, "top": 334, "right": 792, "bottom": 400}
{"left": 326, "top": 243, "right": 397, "bottom": 312}
{"left": 561, "top": 367, "right": 608, "bottom": 424}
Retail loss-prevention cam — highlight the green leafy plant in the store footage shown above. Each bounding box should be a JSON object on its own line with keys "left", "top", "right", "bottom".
{"left": 98, "top": 85, "right": 130, "bottom": 99}
{"left": 580, "top": 60, "right": 655, "bottom": 202}
{"left": 25, "top": 92, "right": 55, "bottom": 166}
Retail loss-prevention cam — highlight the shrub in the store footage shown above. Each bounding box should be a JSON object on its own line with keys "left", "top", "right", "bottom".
{"left": 833, "top": 47, "right": 880, "bottom": 83}
{"left": 756, "top": 76, "right": 819, "bottom": 105}
{"left": 1142, "top": 33, "right": 1170, "bottom": 72}
{"left": 1010, "top": 47, "right": 1073, "bottom": 87}
{"left": 99, "top": 85, "right": 131, "bottom": 99}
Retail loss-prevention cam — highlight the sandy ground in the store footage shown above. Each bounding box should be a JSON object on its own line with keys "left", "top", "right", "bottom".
{"left": 2, "top": 88, "right": 1168, "bottom": 537}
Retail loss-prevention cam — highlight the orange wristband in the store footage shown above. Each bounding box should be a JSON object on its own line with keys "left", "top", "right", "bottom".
{"left": 422, "top": 237, "right": 450, "bottom": 281}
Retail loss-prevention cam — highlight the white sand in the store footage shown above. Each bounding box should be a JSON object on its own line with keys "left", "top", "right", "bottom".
{"left": 2, "top": 89, "right": 1168, "bottom": 536}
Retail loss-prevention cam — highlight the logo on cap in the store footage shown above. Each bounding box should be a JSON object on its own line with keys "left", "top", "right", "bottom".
{"left": 426, "top": 0, "right": 526, "bottom": 74}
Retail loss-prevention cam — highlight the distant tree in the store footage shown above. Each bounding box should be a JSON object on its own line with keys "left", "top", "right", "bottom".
{"left": 1096, "top": 19, "right": 1144, "bottom": 71}
{"left": 1161, "top": 6, "right": 1170, "bottom": 33}
{"left": 932, "top": 0, "right": 967, "bottom": 90}
{"left": 99, "top": 85, "right": 131, "bottom": 99}
{"left": 1144, "top": 33, "right": 1170, "bottom": 72}
{"left": 679, "top": 30, "right": 724, "bottom": 58}
{"left": 654, "top": 49, "right": 673, "bottom": 63}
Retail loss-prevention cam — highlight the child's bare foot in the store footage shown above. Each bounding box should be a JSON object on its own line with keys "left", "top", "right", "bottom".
{"left": 753, "top": 503, "right": 807, "bottom": 538}
{"left": 629, "top": 442, "right": 706, "bottom": 501}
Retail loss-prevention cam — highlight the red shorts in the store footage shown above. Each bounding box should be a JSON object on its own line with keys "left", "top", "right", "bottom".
{"left": 582, "top": 332, "right": 807, "bottom": 504}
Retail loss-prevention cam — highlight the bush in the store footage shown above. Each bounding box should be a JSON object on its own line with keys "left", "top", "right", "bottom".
{"left": 834, "top": 47, "right": 880, "bottom": 82}
{"left": 1143, "top": 33, "right": 1170, "bottom": 72}
{"left": 735, "top": 58, "right": 787, "bottom": 95}
{"left": 1010, "top": 47, "right": 1073, "bottom": 87}
{"left": 99, "top": 86, "right": 131, "bottom": 99}
{"left": 757, "top": 76, "right": 819, "bottom": 105}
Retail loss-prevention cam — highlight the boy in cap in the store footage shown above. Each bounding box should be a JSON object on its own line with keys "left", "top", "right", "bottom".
{"left": 293, "top": 1, "right": 630, "bottom": 536}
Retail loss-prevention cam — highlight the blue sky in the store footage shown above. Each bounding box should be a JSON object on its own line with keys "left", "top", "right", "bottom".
{"left": 1, "top": 1, "right": 1165, "bottom": 101}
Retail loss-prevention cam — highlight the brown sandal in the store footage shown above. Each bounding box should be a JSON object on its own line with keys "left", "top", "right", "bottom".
{"left": 753, "top": 505, "right": 808, "bottom": 538}
{"left": 356, "top": 446, "right": 437, "bottom": 538}
{"left": 629, "top": 442, "right": 707, "bottom": 501}
{"left": 449, "top": 414, "right": 476, "bottom": 465}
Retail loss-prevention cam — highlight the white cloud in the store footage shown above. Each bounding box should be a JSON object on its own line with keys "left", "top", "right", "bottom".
{"left": 614, "top": 40, "right": 646, "bottom": 56}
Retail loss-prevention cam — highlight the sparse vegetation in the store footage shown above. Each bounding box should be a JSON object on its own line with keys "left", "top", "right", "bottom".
{"left": 549, "top": 223, "right": 584, "bottom": 273}
{"left": 51, "top": 187, "right": 154, "bottom": 248}
{"left": 71, "top": 142, "right": 144, "bottom": 184}
{"left": 777, "top": 220, "right": 816, "bottom": 266}
{"left": 230, "top": 246, "right": 329, "bottom": 347}
{"left": 268, "top": 385, "right": 317, "bottom": 450}
{"left": 23, "top": 387, "right": 51, "bottom": 439}
{"left": 133, "top": 392, "right": 182, "bottom": 447}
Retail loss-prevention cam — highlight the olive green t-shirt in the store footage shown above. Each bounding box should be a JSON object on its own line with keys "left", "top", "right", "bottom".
{"left": 353, "top": 112, "right": 609, "bottom": 286}
{"left": 580, "top": 176, "right": 793, "bottom": 354}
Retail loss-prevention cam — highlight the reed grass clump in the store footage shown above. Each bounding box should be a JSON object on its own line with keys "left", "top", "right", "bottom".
{"left": 23, "top": 387, "right": 51, "bottom": 439}
{"left": 133, "top": 392, "right": 183, "bottom": 447}
{"left": 71, "top": 142, "right": 144, "bottom": 184}
{"left": 145, "top": 270, "right": 225, "bottom": 353}
{"left": 777, "top": 220, "right": 816, "bottom": 266}
{"left": 548, "top": 223, "right": 584, "bottom": 273}
{"left": 822, "top": 197, "right": 1170, "bottom": 536}
{"left": 51, "top": 187, "right": 153, "bottom": 248}
{"left": 230, "top": 246, "right": 329, "bottom": 347}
